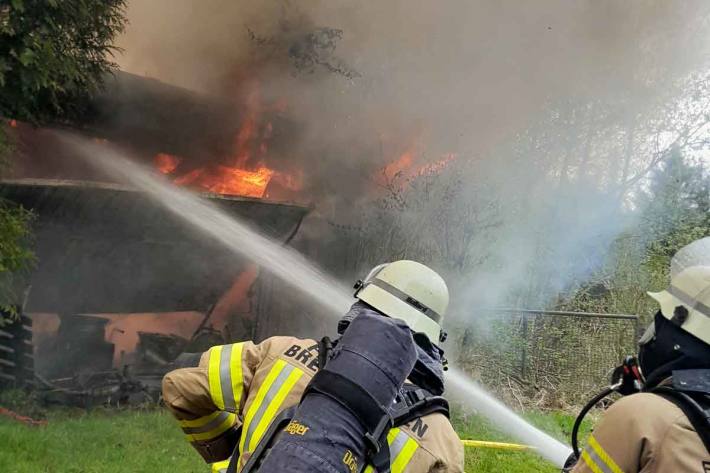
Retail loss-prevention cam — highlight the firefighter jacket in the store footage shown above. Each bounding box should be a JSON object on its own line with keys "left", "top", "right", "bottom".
{"left": 162, "top": 336, "right": 464, "bottom": 473}
{"left": 571, "top": 392, "right": 709, "bottom": 473}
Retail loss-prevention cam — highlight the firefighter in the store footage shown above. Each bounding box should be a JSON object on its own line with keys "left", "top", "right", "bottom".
{"left": 162, "top": 260, "right": 464, "bottom": 473}
{"left": 570, "top": 237, "right": 710, "bottom": 473}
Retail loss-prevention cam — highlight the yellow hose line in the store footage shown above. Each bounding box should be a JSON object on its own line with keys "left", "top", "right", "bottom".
{"left": 461, "top": 439, "right": 535, "bottom": 451}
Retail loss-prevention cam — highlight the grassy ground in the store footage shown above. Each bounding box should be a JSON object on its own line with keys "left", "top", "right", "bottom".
{"left": 454, "top": 409, "right": 586, "bottom": 472}
{"left": 0, "top": 406, "right": 586, "bottom": 472}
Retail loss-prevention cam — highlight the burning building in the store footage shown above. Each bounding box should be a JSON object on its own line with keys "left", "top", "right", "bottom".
{"left": 0, "top": 72, "right": 313, "bottom": 404}
{"left": 1, "top": 68, "right": 452, "bottom": 405}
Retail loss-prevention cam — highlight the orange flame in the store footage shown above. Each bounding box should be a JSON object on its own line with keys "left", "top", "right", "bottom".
{"left": 150, "top": 83, "right": 300, "bottom": 199}
{"left": 418, "top": 153, "right": 456, "bottom": 176}
{"left": 386, "top": 151, "right": 414, "bottom": 178}
{"left": 173, "top": 165, "right": 275, "bottom": 198}
{"left": 271, "top": 169, "right": 304, "bottom": 192}
{"left": 209, "top": 263, "right": 260, "bottom": 331}
{"left": 102, "top": 312, "right": 203, "bottom": 365}
{"left": 155, "top": 153, "right": 181, "bottom": 174}
{"left": 376, "top": 150, "right": 456, "bottom": 187}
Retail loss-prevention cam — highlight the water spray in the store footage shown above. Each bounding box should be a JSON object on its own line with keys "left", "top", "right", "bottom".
{"left": 447, "top": 367, "right": 572, "bottom": 466}
{"left": 60, "top": 133, "right": 573, "bottom": 467}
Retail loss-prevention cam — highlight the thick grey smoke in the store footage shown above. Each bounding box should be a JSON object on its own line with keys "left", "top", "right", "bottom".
{"left": 117, "top": 1, "right": 709, "bottom": 157}
{"left": 115, "top": 0, "right": 710, "bottom": 314}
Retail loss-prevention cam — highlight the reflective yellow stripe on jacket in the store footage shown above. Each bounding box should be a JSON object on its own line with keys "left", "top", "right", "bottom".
{"left": 180, "top": 410, "right": 238, "bottom": 443}
{"left": 581, "top": 435, "right": 625, "bottom": 473}
{"left": 208, "top": 343, "right": 245, "bottom": 412}
{"left": 210, "top": 459, "right": 231, "bottom": 473}
{"left": 239, "top": 359, "right": 305, "bottom": 454}
{"left": 363, "top": 427, "right": 419, "bottom": 473}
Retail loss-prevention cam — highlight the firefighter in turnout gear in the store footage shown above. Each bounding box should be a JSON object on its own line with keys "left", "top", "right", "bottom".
{"left": 569, "top": 237, "right": 710, "bottom": 473}
{"left": 162, "top": 260, "right": 464, "bottom": 473}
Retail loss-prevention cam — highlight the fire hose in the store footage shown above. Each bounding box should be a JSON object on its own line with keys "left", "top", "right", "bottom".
{"left": 567, "top": 355, "right": 643, "bottom": 467}
{"left": 461, "top": 439, "right": 534, "bottom": 451}
{"left": 570, "top": 386, "right": 615, "bottom": 459}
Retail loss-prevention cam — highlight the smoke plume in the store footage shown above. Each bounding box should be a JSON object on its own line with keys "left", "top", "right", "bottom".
{"left": 114, "top": 0, "right": 710, "bottom": 316}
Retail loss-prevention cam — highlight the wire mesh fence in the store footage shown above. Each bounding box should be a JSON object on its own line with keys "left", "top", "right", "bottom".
{"left": 453, "top": 309, "right": 640, "bottom": 406}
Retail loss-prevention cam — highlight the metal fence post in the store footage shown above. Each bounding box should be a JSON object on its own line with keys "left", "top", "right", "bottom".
{"left": 520, "top": 312, "right": 528, "bottom": 380}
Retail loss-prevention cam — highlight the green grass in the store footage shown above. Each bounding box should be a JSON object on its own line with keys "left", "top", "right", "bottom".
{"left": 0, "top": 407, "right": 587, "bottom": 472}
{"left": 452, "top": 409, "right": 587, "bottom": 472}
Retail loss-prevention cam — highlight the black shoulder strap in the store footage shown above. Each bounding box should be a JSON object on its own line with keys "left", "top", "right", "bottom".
{"left": 306, "top": 369, "right": 392, "bottom": 438}
{"left": 317, "top": 336, "right": 333, "bottom": 370}
{"left": 653, "top": 387, "right": 710, "bottom": 455}
{"left": 391, "top": 385, "right": 450, "bottom": 428}
{"left": 368, "top": 440, "right": 392, "bottom": 473}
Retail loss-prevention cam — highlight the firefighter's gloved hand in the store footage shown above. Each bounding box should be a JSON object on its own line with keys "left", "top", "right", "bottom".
{"left": 256, "top": 309, "right": 417, "bottom": 473}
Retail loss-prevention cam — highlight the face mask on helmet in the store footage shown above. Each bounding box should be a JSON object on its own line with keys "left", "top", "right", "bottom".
{"left": 638, "top": 318, "right": 656, "bottom": 346}
{"left": 641, "top": 238, "right": 710, "bottom": 385}
{"left": 638, "top": 310, "right": 710, "bottom": 386}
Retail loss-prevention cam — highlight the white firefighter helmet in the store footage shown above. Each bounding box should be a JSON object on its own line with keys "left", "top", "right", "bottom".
{"left": 647, "top": 237, "right": 710, "bottom": 345}
{"left": 353, "top": 260, "right": 449, "bottom": 344}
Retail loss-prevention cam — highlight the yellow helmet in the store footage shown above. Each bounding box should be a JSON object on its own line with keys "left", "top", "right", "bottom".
{"left": 353, "top": 260, "right": 449, "bottom": 344}
{"left": 647, "top": 237, "right": 710, "bottom": 345}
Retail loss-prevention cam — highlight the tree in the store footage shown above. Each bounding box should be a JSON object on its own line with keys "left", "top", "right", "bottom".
{"left": 0, "top": 0, "right": 127, "bottom": 123}
{"left": 640, "top": 150, "right": 710, "bottom": 284}
{"left": 0, "top": 127, "right": 33, "bottom": 316}
{"left": 0, "top": 0, "right": 127, "bottom": 313}
{"left": 563, "top": 151, "right": 710, "bottom": 317}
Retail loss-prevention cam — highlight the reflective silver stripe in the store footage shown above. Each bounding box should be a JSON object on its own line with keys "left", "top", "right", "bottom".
{"left": 182, "top": 411, "right": 231, "bottom": 435}
{"left": 220, "top": 344, "right": 236, "bottom": 411}
{"left": 583, "top": 447, "right": 614, "bottom": 473}
{"left": 241, "top": 363, "right": 296, "bottom": 450}
{"left": 389, "top": 430, "right": 409, "bottom": 460}
{"left": 369, "top": 278, "right": 442, "bottom": 322}
{"left": 668, "top": 285, "right": 710, "bottom": 318}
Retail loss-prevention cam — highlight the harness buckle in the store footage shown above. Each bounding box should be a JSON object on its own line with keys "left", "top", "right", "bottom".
{"left": 364, "top": 432, "right": 380, "bottom": 454}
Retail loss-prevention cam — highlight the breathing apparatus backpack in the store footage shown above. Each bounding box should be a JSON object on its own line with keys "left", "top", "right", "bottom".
{"left": 232, "top": 312, "right": 450, "bottom": 473}
{"left": 234, "top": 380, "right": 450, "bottom": 473}
{"left": 566, "top": 360, "right": 710, "bottom": 470}
{"left": 652, "top": 369, "right": 710, "bottom": 454}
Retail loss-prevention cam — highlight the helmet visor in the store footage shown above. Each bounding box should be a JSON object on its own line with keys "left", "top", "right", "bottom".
{"left": 671, "top": 237, "right": 710, "bottom": 277}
